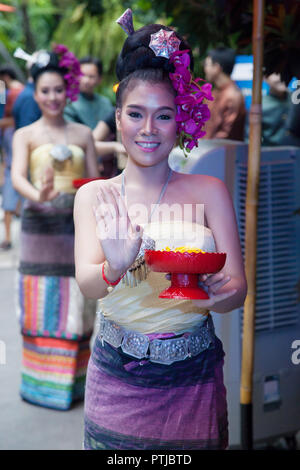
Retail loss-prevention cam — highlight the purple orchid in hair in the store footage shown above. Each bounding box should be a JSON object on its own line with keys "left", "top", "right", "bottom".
{"left": 169, "top": 49, "right": 213, "bottom": 157}
{"left": 53, "top": 44, "right": 82, "bottom": 102}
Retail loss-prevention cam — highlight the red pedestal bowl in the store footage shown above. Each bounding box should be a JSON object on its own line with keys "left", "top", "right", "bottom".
{"left": 144, "top": 250, "right": 226, "bottom": 300}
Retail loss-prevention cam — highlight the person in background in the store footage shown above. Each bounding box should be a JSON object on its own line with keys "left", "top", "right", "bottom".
{"left": 0, "top": 102, "right": 5, "bottom": 201}
{"left": 0, "top": 100, "right": 4, "bottom": 162}
{"left": 203, "top": 47, "right": 246, "bottom": 141}
{"left": 93, "top": 108, "right": 127, "bottom": 177}
{"left": 11, "top": 46, "right": 98, "bottom": 410}
{"left": 0, "top": 65, "right": 24, "bottom": 250}
{"left": 64, "top": 56, "right": 114, "bottom": 129}
{"left": 244, "top": 73, "right": 291, "bottom": 146}
{"left": 64, "top": 56, "right": 115, "bottom": 176}
{"left": 281, "top": 81, "right": 300, "bottom": 146}
{"left": 12, "top": 52, "right": 41, "bottom": 130}
{"left": 0, "top": 66, "right": 24, "bottom": 129}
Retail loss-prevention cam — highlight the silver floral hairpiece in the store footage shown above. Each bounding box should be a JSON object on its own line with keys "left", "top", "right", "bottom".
{"left": 116, "top": 8, "right": 135, "bottom": 36}
{"left": 149, "top": 29, "right": 181, "bottom": 59}
{"left": 116, "top": 9, "right": 181, "bottom": 60}
{"left": 14, "top": 47, "right": 51, "bottom": 68}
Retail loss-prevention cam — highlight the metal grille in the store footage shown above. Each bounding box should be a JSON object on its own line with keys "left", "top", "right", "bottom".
{"left": 237, "top": 159, "right": 299, "bottom": 332}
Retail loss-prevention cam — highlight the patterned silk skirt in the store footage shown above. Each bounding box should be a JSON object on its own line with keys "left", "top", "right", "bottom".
{"left": 18, "top": 200, "right": 95, "bottom": 410}
{"left": 84, "top": 330, "right": 228, "bottom": 450}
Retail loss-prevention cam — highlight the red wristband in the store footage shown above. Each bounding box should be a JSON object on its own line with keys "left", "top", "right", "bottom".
{"left": 102, "top": 262, "right": 125, "bottom": 286}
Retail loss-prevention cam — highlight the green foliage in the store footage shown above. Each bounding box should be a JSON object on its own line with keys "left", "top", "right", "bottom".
{"left": 126, "top": 0, "right": 249, "bottom": 79}
{"left": 53, "top": 0, "right": 162, "bottom": 100}
{"left": 52, "top": 0, "right": 124, "bottom": 99}
{"left": 263, "top": 2, "right": 300, "bottom": 82}
{"left": 0, "top": 13, "right": 22, "bottom": 52}
{"left": 85, "top": 0, "right": 105, "bottom": 16}
{"left": 0, "top": 0, "right": 60, "bottom": 55}
{"left": 1, "top": 0, "right": 298, "bottom": 96}
{"left": 0, "top": 0, "right": 250, "bottom": 95}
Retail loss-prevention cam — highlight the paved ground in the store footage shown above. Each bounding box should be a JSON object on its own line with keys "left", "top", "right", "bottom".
{"left": 0, "top": 212, "right": 85, "bottom": 450}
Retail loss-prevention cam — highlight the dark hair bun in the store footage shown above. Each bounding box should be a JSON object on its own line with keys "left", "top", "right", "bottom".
{"left": 31, "top": 51, "right": 67, "bottom": 83}
{"left": 116, "top": 24, "right": 193, "bottom": 81}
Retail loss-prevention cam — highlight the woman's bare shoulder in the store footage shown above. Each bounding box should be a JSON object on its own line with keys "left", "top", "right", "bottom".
{"left": 172, "top": 171, "right": 225, "bottom": 191}
{"left": 14, "top": 121, "right": 40, "bottom": 141}
{"left": 66, "top": 122, "right": 94, "bottom": 149}
{"left": 170, "top": 172, "right": 229, "bottom": 207}
{"left": 67, "top": 121, "right": 92, "bottom": 137}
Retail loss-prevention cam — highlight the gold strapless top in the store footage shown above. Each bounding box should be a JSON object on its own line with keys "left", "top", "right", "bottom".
{"left": 29, "top": 143, "right": 85, "bottom": 194}
{"left": 99, "top": 223, "right": 216, "bottom": 334}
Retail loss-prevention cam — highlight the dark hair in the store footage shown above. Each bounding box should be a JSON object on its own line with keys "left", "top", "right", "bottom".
{"left": 116, "top": 24, "right": 193, "bottom": 107}
{"left": 79, "top": 56, "right": 103, "bottom": 76}
{"left": 207, "top": 47, "right": 236, "bottom": 76}
{"left": 0, "top": 65, "right": 17, "bottom": 80}
{"left": 116, "top": 68, "right": 176, "bottom": 108}
{"left": 30, "top": 52, "right": 67, "bottom": 85}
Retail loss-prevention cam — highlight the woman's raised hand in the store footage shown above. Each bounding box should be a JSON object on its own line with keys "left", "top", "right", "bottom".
{"left": 93, "top": 184, "right": 143, "bottom": 276}
{"left": 39, "top": 167, "right": 59, "bottom": 202}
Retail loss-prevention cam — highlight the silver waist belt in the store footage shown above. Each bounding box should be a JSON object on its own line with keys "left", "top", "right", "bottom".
{"left": 98, "top": 313, "right": 215, "bottom": 365}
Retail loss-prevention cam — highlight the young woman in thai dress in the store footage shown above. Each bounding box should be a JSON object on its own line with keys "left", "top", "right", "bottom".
{"left": 74, "top": 14, "right": 247, "bottom": 449}
{"left": 11, "top": 46, "right": 98, "bottom": 410}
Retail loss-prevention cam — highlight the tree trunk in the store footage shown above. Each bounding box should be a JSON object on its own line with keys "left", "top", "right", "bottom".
{"left": 0, "top": 42, "right": 26, "bottom": 83}
{"left": 20, "top": 0, "right": 36, "bottom": 52}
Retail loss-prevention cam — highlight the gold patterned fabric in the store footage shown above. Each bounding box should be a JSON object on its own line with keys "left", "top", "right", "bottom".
{"left": 98, "top": 223, "right": 215, "bottom": 335}
{"left": 29, "top": 144, "right": 85, "bottom": 194}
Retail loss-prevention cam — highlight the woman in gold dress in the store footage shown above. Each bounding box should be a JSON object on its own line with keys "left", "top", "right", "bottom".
{"left": 11, "top": 47, "right": 99, "bottom": 410}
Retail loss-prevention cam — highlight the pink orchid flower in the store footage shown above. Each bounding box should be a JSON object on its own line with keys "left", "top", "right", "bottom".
{"left": 168, "top": 48, "right": 213, "bottom": 156}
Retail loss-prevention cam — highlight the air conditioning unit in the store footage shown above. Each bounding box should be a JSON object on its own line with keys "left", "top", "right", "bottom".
{"left": 169, "top": 141, "right": 300, "bottom": 448}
